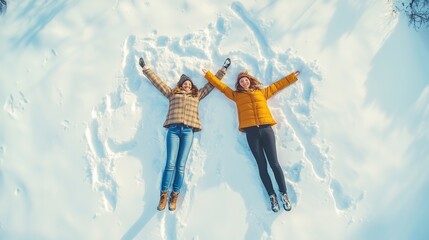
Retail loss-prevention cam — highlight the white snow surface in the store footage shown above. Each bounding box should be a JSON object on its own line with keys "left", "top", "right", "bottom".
{"left": 1, "top": 0, "right": 428, "bottom": 239}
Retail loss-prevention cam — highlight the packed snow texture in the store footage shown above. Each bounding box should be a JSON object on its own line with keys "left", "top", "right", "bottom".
{"left": 1, "top": 0, "right": 428, "bottom": 239}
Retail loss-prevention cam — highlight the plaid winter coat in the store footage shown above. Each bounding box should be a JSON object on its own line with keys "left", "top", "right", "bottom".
{"left": 143, "top": 68, "right": 226, "bottom": 132}
{"left": 204, "top": 71, "right": 298, "bottom": 132}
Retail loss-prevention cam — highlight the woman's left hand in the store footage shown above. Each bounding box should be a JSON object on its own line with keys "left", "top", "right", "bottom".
{"left": 202, "top": 69, "right": 208, "bottom": 74}
{"left": 294, "top": 70, "right": 301, "bottom": 76}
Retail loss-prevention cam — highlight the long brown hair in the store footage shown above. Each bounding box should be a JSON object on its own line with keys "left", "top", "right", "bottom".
{"left": 235, "top": 71, "right": 262, "bottom": 92}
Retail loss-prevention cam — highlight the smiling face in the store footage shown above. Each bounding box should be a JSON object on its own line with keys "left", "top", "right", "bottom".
{"left": 181, "top": 80, "right": 193, "bottom": 92}
{"left": 239, "top": 77, "right": 250, "bottom": 90}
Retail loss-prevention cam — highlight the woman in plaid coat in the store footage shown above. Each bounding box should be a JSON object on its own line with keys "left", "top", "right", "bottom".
{"left": 139, "top": 57, "right": 231, "bottom": 211}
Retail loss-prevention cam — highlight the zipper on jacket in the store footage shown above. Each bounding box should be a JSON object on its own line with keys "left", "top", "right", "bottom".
{"left": 250, "top": 93, "right": 260, "bottom": 126}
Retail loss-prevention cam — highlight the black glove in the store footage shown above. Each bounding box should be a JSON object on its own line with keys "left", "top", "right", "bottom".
{"left": 139, "top": 57, "right": 145, "bottom": 68}
{"left": 223, "top": 58, "right": 231, "bottom": 69}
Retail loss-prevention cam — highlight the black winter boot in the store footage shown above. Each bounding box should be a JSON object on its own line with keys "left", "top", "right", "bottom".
{"left": 269, "top": 194, "right": 279, "bottom": 212}
{"left": 280, "top": 192, "right": 292, "bottom": 211}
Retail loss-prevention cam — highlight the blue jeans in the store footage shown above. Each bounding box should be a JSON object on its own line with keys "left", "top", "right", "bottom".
{"left": 160, "top": 124, "right": 194, "bottom": 193}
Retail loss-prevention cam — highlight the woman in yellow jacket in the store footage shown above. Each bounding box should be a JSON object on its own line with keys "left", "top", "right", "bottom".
{"left": 202, "top": 68, "right": 300, "bottom": 212}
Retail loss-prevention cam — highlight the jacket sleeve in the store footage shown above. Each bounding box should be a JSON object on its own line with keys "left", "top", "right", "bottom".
{"left": 199, "top": 67, "right": 227, "bottom": 100}
{"left": 263, "top": 72, "right": 298, "bottom": 99}
{"left": 142, "top": 68, "right": 172, "bottom": 97}
{"left": 204, "top": 70, "right": 235, "bottom": 101}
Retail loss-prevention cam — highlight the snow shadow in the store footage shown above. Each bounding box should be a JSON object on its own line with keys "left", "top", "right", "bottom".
{"left": 4, "top": 1, "right": 75, "bottom": 47}
{"left": 365, "top": 19, "right": 429, "bottom": 120}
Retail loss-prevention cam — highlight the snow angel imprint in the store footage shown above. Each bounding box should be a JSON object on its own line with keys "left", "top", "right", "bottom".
{"left": 202, "top": 67, "right": 300, "bottom": 212}
{"left": 140, "top": 57, "right": 231, "bottom": 211}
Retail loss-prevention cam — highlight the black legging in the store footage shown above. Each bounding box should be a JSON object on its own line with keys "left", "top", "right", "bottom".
{"left": 245, "top": 125, "right": 287, "bottom": 196}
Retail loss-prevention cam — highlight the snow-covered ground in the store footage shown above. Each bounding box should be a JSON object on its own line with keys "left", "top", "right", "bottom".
{"left": 1, "top": 0, "right": 428, "bottom": 239}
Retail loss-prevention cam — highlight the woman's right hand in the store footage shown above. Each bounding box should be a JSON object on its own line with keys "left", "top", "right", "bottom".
{"left": 202, "top": 69, "right": 208, "bottom": 74}
{"left": 294, "top": 70, "right": 300, "bottom": 76}
{"left": 139, "top": 57, "right": 146, "bottom": 68}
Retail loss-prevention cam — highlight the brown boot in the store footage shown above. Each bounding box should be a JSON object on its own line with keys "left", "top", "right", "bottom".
{"left": 169, "top": 192, "right": 179, "bottom": 211}
{"left": 157, "top": 191, "right": 168, "bottom": 211}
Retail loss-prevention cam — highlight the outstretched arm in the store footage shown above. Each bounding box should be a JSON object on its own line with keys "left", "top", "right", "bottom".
{"left": 263, "top": 71, "right": 300, "bottom": 99}
{"left": 199, "top": 67, "right": 228, "bottom": 100}
{"left": 199, "top": 58, "right": 231, "bottom": 100}
{"left": 139, "top": 57, "right": 172, "bottom": 97}
{"left": 202, "top": 69, "right": 235, "bottom": 101}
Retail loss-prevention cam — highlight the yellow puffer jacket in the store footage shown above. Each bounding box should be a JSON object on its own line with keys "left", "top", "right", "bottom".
{"left": 204, "top": 71, "right": 298, "bottom": 131}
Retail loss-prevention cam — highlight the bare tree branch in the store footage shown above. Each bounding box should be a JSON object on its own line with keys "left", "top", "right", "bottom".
{"left": 0, "top": 0, "right": 7, "bottom": 15}
{"left": 394, "top": 0, "right": 429, "bottom": 29}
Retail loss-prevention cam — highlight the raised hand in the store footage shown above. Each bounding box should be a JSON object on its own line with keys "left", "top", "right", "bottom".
{"left": 139, "top": 57, "right": 146, "bottom": 68}
{"left": 223, "top": 58, "right": 231, "bottom": 69}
